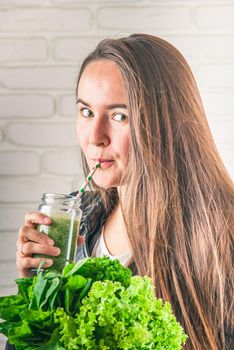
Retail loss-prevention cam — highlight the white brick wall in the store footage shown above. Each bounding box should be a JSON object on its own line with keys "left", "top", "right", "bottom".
{"left": 59, "top": 94, "right": 76, "bottom": 116}
{"left": 0, "top": 8, "right": 92, "bottom": 32}
{"left": 0, "top": 94, "right": 55, "bottom": 118}
{"left": 0, "top": 66, "right": 78, "bottom": 89}
{"left": 195, "top": 4, "right": 234, "bottom": 30}
{"left": 97, "top": 6, "right": 191, "bottom": 31}
{"left": 0, "top": 151, "right": 40, "bottom": 175}
{"left": 0, "top": 38, "right": 47, "bottom": 62}
{"left": 6, "top": 122, "right": 77, "bottom": 146}
{"left": 0, "top": 1, "right": 234, "bottom": 346}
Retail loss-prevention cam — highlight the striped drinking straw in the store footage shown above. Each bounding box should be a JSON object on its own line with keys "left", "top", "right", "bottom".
{"left": 77, "top": 161, "right": 100, "bottom": 198}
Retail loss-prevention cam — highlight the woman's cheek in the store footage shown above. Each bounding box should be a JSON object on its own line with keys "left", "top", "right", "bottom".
{"left": 76, "top": 127, "right": 85, "bottom": 148}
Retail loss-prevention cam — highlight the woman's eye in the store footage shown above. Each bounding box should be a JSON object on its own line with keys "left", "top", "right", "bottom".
{"left": 112, "top": 113, "right": 128, "bottom": 122}
{"left": 80, "top": 108, "right": 93, "bottom": 118}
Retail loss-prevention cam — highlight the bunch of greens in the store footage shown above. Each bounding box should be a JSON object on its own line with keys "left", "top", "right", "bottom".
{"left": 0, "top": 256, "right": 187, "bottom": 349}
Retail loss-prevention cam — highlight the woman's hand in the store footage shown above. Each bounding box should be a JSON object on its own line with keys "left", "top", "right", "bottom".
{"left": 16, "top": 211, "right": 85, "bottom": 277}
{"left": 16, "top": 211, "right": 60, "bottom": 277}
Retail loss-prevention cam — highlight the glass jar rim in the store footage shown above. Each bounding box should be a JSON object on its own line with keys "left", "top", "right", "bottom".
{"left": 41, "top": 193, "right": 79, "bottom": 205}
{"left": 42, "top": 193, "right": 76, "bottom": 200}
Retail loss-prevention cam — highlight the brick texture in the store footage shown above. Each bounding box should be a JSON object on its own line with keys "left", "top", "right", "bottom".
{"left": 53, "top": 0, "right": 138, "bottom": 3}
{"left": 0, "top": 178, "right": 72, "bottom": 203}
{"left": 0, "top": 232, "right": 18, "bottom": 261}
{"left": 0, "top": 205, "right": 32, "bottom": 231}
{"left": 0, "top": 0, "right": 42, "bottom": 4}
{"left": 196, "top": 4, "right": 234, "bottom": 30}
{"left": 0, "top": 8, "right": 92, "bottom": 32}
{"left": 0, "top": 66, "right": 78, "bottom": 90}
{"left": 202, "top": 91, "right": 234, "bottom": 117}
{"left": 0, "top": 94, "right": 55, "bottom": 118}
{"left": 6, "top": 122, "right": 77, "bottom": 146}
{"left": 0, "top": 38, "right": 47, "bottom": 62}
{"left": 196, "top": 63, "right": 234, "bottom": 88}
{"left": 43, "top": 148, "right": 82, "bottom": 175}
{"left": 0, "top": 127, "right": 3, "bottom": 143}
{"left": 97, "top": 6, "right": 191, "bottom": 31}
{"left": 59, "top": 94, "right": 76, "bottom": 117}
{"left": 166, "top": 35, "right": 234, "bottom": 61}
{"left": 0, "top": 151, "right": 40, "bottom": 175}
{"left": 52, "top": 37, "right": 97, "bottom": 61}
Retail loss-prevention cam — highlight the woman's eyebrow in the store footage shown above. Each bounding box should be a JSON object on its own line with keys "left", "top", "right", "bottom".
{"left": 76, "top": 98, "right": 127, "bottom": 109}
{"left": 76, "top": 98, "right": 90, "bottom": 106}
{"left": 107, "top": 103, "right": 128, "bottom": 109}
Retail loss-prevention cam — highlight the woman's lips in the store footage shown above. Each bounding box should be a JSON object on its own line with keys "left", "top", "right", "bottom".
{"left": 93, "top": 159, "right": 114, "bottom": 169}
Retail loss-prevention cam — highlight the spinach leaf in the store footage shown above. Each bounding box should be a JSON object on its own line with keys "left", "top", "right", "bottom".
{"left": 0, "top": 294, "right": 24, "bottom": 310}
{"left": 8, "top": 320, "right": 33, "bottom": 345}
{"left": 30, "top": 272, "right": 48, "bottom": 309}
{"left": 62, "top": 275, "right": 87, "bottom": 291}
{"left": 61, "top": 263, "right": 74, "bottom": 277}
{"left": 43, "top": 271, "right": 61, "bottom": 280}
{"left": 64, "top": 288, "right": 71, "bottom": 314}
{"left": 38, "top": 327, "right": 66, "bottom": 350}
{"left": 20, "top": 309, "right": 51, "bottom": 323}
{"left": 73, "top": 278, "right": 92, "bottom": 312}
{"left": 15, "top": 277, "right": 33, "bottom": 304}
{"left": 0, "top": 295, "right": 26, "bottom": 321}
{"left": 62, "top": 258, "right": 88, "bottom": 277}
{"left": 0, "top": 321, "right": 12, "bottom": 337}
{"left": 40, "top": 277, "right": 60, "bottom": 309}
{"left": 48, "top": 279, "right": 63, "bottom": 311}
{"left": 0, "top": 304, "right": 26, "bottom": 322}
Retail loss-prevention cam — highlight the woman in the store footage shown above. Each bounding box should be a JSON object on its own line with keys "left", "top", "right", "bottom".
{"left": 11, "top": 34, "right": 233, "bottom": 349}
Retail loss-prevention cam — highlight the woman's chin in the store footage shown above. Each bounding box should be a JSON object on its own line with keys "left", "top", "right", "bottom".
{"left": 93, "top": 176, "right": 120, "bottom": 189}
{"left": 94, "top": 181, "right": 117, "bottom": 189}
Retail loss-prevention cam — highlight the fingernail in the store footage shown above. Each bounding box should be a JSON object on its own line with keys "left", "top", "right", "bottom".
{"left": 55, "top": 248, "right": 60, "bottom": 255}
{"left": 44, "top": 217, "right": 51, "bottom": 224}
{"left": 48, "top": 240, "right": 54, "bottom": 246}
{"left": 46, "top": 259, "right": 53, "bottom": 266}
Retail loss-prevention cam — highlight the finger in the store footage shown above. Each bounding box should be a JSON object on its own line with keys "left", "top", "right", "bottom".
{"left": 24, "top": 211, "right": 51, "bottom": 228}
{"left": 18, "top": 226, "right": 54, "bottom": 247}
{"left": 77, "top": 235, "right": 85, "bottom": 246}
{"left": 18, "top": 241, "right": 60, "bottom": 257}
{"left": 16, "top": 253, "right": 53, "bottom": 271}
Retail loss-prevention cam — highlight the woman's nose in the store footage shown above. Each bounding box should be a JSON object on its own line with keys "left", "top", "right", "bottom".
{"left": 88, "top": 118, "right": 110, "bottom": 146}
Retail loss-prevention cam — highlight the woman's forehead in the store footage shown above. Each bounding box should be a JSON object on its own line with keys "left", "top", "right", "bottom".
{"left": 77, "top": 60, "right": 127, "bottom": 105}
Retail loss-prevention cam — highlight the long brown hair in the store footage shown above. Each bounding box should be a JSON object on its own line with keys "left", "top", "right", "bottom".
{"left": 76, "top": 34, "right": 234, "bottom": 349}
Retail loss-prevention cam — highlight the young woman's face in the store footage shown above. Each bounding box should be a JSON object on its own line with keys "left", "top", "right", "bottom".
{"left": 76, "top": 59, "right": 130, "bottom": 188}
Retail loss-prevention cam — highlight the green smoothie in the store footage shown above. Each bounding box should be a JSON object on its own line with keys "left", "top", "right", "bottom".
{"left": 34, "top": 214, "right": 79, "bottom": 272}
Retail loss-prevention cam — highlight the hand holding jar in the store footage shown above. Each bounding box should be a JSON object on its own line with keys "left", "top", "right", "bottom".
{"left": 16, "top": 193, "right": 83, "bottom": 277}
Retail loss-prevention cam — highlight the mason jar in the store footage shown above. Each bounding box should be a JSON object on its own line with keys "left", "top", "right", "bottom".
{"left": 33, "top": 193, "right": 82, "bottom": 272}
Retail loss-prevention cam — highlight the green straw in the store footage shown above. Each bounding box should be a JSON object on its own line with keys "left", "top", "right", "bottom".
{"left": 77, "top": 162, "right": 100, "bottom": 197}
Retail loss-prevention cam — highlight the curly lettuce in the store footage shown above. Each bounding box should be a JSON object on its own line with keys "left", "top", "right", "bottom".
{"left": 60, "top": 276, "right": 187, "bottom": 349}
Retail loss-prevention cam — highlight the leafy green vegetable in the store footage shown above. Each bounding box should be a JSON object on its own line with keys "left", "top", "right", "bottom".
{"left": 0, "top": 256, "right": 188, "bottom": 349}
{"left": 15, "top": 278, "right": 34, "bottom": 304}
{"left": 54, "top": 308, "right": 77, "bottom": 349}
{"left": 40, "top": 277, "right": 60, "bottom": 310}
{"left": 0, "top": 295, "right": 26, "bottom": 321}
{"left": 74, "top": 277, "right": 187, "bottom": 350}
{"left": 68, "top": 256, "right": 132, "bottom": 288}
{"left": 62, "top": 258, "right": 88, "bottom": 278}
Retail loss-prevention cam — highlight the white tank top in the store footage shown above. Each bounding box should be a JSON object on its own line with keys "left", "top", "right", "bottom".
{"left": 91, "top": 228, "right": 132, "bottom": 267}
